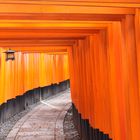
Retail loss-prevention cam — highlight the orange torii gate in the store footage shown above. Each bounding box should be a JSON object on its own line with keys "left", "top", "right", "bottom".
{"left": 0, "top": 1, "right": 140, "bottom": 140}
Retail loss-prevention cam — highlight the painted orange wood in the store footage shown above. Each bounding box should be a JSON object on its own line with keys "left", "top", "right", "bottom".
{"left": 1, "top": 1, "right": 140, "bottom": 140}
{"left": 0, "top": 50, "right": 69, "bottom": 104}
{"left": 70, "top": 15, "right": 140, "bottom": 140}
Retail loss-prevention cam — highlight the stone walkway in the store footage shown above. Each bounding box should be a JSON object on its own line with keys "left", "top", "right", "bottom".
{"left": 6, "top": 89, "right": 71, "bottom": 140}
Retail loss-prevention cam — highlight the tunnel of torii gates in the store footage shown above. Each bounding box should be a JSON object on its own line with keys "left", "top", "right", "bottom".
{"left": 0, "top": 0, "right": 140, "bottom": 140}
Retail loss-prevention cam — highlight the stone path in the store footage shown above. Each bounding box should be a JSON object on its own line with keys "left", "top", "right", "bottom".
{"left": 6, "top": 89, "right": 71, "bottom": 140}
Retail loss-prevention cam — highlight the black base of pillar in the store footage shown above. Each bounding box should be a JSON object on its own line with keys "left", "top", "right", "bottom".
{"left": 72, "top": 103, "right": 112, "bottom": 140}
{"left": 0, "top": 80, "right": 70, "bottom": 124}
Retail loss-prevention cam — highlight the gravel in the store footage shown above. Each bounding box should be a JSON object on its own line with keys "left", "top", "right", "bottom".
{"left": 0, "top": 92, "right": 67, "bottom": 140}
{"left": 0, "top": 94, "right": 80, "bottom": 140}
{"left": 0, "top": 103, "right": 40, "bottom": 140}
{"left": 64, "top": 106, "right": 80, "bottom": 140}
